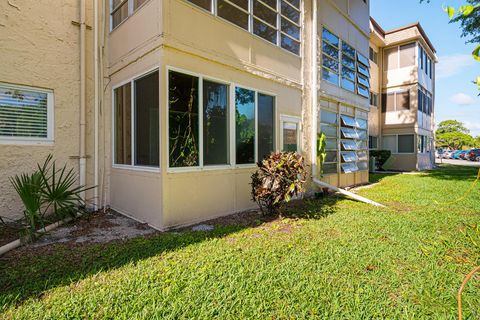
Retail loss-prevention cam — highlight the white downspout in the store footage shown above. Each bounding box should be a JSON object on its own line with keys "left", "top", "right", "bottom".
{"left": 79, "top": 0, "right": 87, "bottom": 201}
{"left": 94, "top": 0, "right": 99, "bottom": 210}
{"left": 311, "top": 0, "right": 318, "bottom": 176}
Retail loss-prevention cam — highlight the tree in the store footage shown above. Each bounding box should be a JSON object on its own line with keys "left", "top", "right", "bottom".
{"left": 436, "top": 120, "right": 470, "bottom": 134}
{"left": 421, "top": 1, "right": 480, "bottom": 90}
{"left": 476, "top": 136, "right": 480, "bottom": 147}
{"left": 436, "top": 131, "right": 476, "bottom": 149}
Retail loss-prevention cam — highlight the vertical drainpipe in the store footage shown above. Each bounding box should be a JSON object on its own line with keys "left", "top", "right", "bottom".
{"left": 311, "top": 0, "right": 318, "bottom": 177}
{"left": 94, "top": 0, "right": 99, "bottom": 210}
{"left": 79, "top": 0, "right": 87, "bottom": 201}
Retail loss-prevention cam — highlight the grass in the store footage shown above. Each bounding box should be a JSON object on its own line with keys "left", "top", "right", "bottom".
{"left": 1, "top": 165, "right": 479, "bottom": 319}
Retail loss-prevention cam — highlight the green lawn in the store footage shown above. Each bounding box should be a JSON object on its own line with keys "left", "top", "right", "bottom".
{"left": 1, "top": 165, "right": 479, "bottom": 319}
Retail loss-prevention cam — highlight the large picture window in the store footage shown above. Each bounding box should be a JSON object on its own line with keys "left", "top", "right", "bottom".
{"left": 0, "top": 84, "right": 54, "bottom": 143}
{"left": 186, "top": 0, "right": 301, "bottom": 55}
{"left": 168, "top": 69, "right": 276, "bottom": 169}
{"left": 168, "top": 71, "right": 200, "bottom": 168}
{"left": 203, "top": 80, "right": 229, "bottom": 165}
{"left": 114, "top": 70, "right": 159, "bottom": 167}
{"left": 382, "top": 134, "right": 415, "bottom": 154}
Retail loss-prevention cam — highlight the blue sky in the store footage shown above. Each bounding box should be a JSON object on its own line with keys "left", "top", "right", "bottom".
{"left": 371, "top": 0, "right": 480, "bottom": 137}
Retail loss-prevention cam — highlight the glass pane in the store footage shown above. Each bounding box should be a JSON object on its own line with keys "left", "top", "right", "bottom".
{"left": 341, "top": 140, "right": 358, "bottom": 150}
{"left": 341, "top": 67, "right": 355, "bottom": 81}
{"left": 341, "top": 78, "right": 355, "bottom": 92}
{"left": 322, "top": 41, "right": 339, "bottom": 59}
{"left": 357, "top": 140, "right": 367, "bottom": 150}
{"left": 218, "top": 0, "right": 249, "bottom": 30}
{"left": 357, "top": 161, "right": 368, "bottom": 171}
{"left": 253, "top": 19, "right": 277, "bottom": 44}
{"left": 340, "top": 115, "right": 358, "bottom": 127}
{"left": 283, "top": 122, "right": 298, "bottom": 152}
{"left": 229, "top": 0, "right": 248, "bottom": 10}
{"left": 384, "top": 47, "right": 398, "bottom": 70}
{"left": 253, "top": 0, "right": 277, "bottom": 26}
{"left": 281, "top": 1, "right": 300, "bottom": 23}
{"left": 396, "top": 91, "right": 410, "bottom": 111}
{"left": 357, "top": 53, "right": 369, "bottom": 66}
{"left": 357, "top": 74, "right": 370, "bottom": 87}
{"left": 168, "top": 71, "right": 200, "bottom": 167}
{"left": 398, "top": 134, "right": 414, "bottom": 153}
{"left": 114, "top": 83, "right": 131, "bottom": 165}
{"left": 281, "top": 35, "right": 300, "bottom": 54}
{"left": 341, "top": 162, "right": 359, "bottom": 173}
{"left": 0, "top": 87, "right": 48, "bottom": 138}
{"left": 342, "top": 55, "right": 355, "bottom": 70}
{"left": 357, "top": 63, "right": 370, "bottom": 77}
{"left": 341, "top": 128, "right": 359, "bottom": 139}
{"left": 326, "top": 138, "right": 337, "bottom": 150}
{"left": 258, "top": 93, "right": 275, "bottom": 160}
{"left": 285, "top": 0, "right": 299, "bottom": 9}
{"left": 323, "top": 163, "right": 338, "bottom": 174}
{"left": 325, "top": 151, "right": 337, "bottom": 162}
{"left": 342, "top": 42, "right": 356, "bottom": 58}
{"left": 135, "top": 71, "right": 159, "bottom": 167}
{"left": 261, "top": 0, "right": 277, "bottom": 9}
{"left": 341, "top": 151, "right": 358, "bottom": 162}
{"left": 322, "top": 55, "right": 339, "bottom": 72}
{"left": 357, "top": 85, "right": 369, "bottom": 98}
{"left": 382, "top": 135, "right": 396, "bottom": 153}
{"left": 203, "top": 80, "right": 229, "bottom": 165}
{"left": 188, "top": 0, "right": 212, "bottom": 10}
{"left": 322, "top": 28, "right": 339, "bottom": 47}
{"left": 320, "top": 124, "right": 337, "bottom": 137}
{"left": 357, "top": 129, "right": 367, "bottom": 140}
{"left": 235, "top": 87, "right": 255, "bottom": 164}
{"left": 357, "top": 151, "right": 368, "bottom": 161}
{"left": 322, "top": 68, "right": 339, "bottom": 85}
{"left": 134, "top": 0, "right": 149, "bottom": 9}
{"left": 399, "top": 43, "right": 416, "bottom": 68}
{"left": 320, "top": 110, "right": 338, "bottom": 125}
{"left": 281, "top": 18, "right": 300, "bottom": 40}
{"left": 112, "top": 1, "right": 129, "bottom": 29}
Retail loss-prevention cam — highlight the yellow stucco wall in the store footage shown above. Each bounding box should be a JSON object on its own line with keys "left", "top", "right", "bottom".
{"left": 0, "top": 0, "right": 95, "bottom": 220}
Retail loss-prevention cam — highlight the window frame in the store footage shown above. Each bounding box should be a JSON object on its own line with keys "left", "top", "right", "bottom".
{"left": 280, "top": 114, "right": 301, "bottom": 153}
{"left": 184, "top": 0, "right": 302, "bottom": 56}
{"left": 110, "top": 0, "right": 152, "bottom": 31}
{"left": 166, "top": 66, "right": 277, "bottom": 173}
{"left": 112, "top": 67, "right": 160, "bottom": 172}
{"left": 0, "top": 82, "right": 55, "bottom": 145}
{"left": 382, "top": 134, "right": 416, "bottom": 155}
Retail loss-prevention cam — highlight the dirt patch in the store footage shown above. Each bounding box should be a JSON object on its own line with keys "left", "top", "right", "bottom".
{"left": 0, "top": 224, "right": 19, "bottom": 247}
{"left": 28, "top": 210, "right": 158, "bottom": 248}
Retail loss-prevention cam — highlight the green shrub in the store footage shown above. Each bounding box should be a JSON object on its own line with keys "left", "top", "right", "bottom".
{"left": 6, "top": 155, "right": 94, "bottom": 242}
{"left": 251, "top": 152, "right": 307, "bottom": 215}
{"left": 370, "top": 150, "right": 392, "bottom": 170}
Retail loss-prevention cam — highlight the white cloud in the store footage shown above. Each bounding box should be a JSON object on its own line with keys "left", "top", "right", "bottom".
{"left": 464, "top": 121, "right": 480, "bottom": 137}
{"left": 436, "top": 54, "right": 477, "bottom": 80}
{"left": 449, "top": 93, "right": 477, "bottom": 105}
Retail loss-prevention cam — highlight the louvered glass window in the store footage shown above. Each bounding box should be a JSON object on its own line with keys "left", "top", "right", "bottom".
{"left": 0, "top": 85, "right": 53, "bottom": 142}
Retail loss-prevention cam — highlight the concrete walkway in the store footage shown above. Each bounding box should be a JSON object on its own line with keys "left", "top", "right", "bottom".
{"left": 436, "top": 158, "right": 480, "bottom": 167}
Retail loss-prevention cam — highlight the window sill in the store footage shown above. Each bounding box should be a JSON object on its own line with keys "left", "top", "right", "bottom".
{"left": 0, "top": 139, "right": 54, "bottom": 146}
{"left": 112, "top": 164, "right": 160, "bottom": 173}
{"left": 167, "top": 164, "right": 257, "bottom": 174}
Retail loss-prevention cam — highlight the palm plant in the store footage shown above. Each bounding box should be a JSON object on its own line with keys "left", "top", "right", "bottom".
{"left": 7, "top": 155, "right": 95, "bottom": 242}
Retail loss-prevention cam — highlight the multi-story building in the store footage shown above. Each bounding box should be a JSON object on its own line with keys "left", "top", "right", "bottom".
{"left": 0, "top": 0, "right": 435, "bottom": 230}
{"left": 369, "top": 18, "right": 437, "bottom": 171}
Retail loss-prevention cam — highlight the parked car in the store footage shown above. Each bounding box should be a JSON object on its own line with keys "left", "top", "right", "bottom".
{"left": 451, "top": 150, "right": 463, "bottom": 159}
{"left": 467, "top": 149, "right": 480, "bottom": 161}
{"left": 459, "top": 150, "right": 471, "bottom": 160}
{"left": 443, "top": 150, "right": 455, "bottom": 159}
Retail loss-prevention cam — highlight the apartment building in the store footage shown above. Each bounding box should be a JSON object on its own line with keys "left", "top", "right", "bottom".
{"left": 369, "top": 18, "right": 437, "bottom": 171}
{"left": 0, "top": 1, "right": 434, "bottom": 230}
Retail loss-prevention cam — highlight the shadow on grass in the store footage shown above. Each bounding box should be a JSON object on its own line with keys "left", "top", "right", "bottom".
{"left": 369, "top": 172, "right": 401, "bottom": 184}
{"left": 0, "top": 197, "right": 340, "bottom": 311}
{"left": 426, "top": 164, "right": 479, "bottom": 182}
